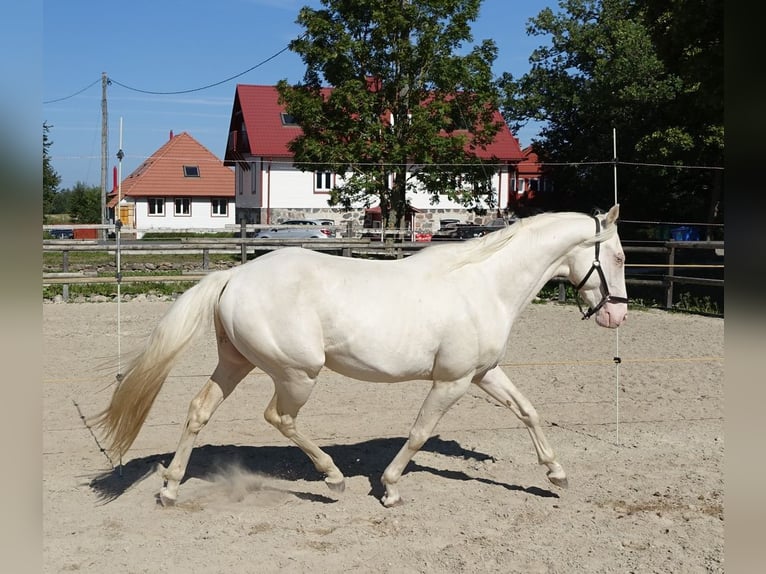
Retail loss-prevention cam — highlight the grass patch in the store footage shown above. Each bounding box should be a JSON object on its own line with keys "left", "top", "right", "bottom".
{"left": 43, "top": 251, "right": 241, "bottom": 269}
{"left": 672, "top": 293, "right": 720, "bottom": 315}
{"left": 43, "top": 281, "right": 197, "bottom": 299}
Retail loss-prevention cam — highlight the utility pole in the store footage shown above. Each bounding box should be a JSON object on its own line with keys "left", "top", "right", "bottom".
{"left": 101, "top": 72, "right": 108, "bottom": 240}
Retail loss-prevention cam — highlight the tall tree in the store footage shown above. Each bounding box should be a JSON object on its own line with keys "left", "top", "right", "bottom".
{"left": 68, "top": 182, "right": 102, "bottom": 224}
{"left": 43, "top": 121, "right": 61, "bottom": 220}
{"left": 278, "top": 0, "right": 503, "bottom": 229}
{"left": 499, "top": 0, "right": 723, "bottom": 223}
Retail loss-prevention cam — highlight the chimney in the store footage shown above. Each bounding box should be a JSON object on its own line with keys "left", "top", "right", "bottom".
{"left": 169, "top": 130, "right": 174, "bottom": 140}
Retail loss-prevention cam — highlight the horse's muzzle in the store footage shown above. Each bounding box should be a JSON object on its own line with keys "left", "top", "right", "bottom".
{"left": 595, "top": 301, "right": 628, "bottom": 328}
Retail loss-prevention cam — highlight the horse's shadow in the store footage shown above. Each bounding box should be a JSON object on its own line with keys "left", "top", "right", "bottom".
{"left": 89, "top": 434, "right": 558, "bottom": 504}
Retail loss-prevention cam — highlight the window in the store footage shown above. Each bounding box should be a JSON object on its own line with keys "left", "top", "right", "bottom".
{"left": 211, "top": 198, "right": 228, "bottom": 216}
{"left": 183, "top": 165, "right": 200, "bottom": 177}
{"left": 174, "top": 197, "right": 191, "bottom": 216}
{"left": 281, "top": 113, "right": 298, "bottom": 126}
{"left": 315, "top": 171, "right": 332, "bottom": 192}
{"left": 147, "top": 197, "right": 164, "bottom": 216}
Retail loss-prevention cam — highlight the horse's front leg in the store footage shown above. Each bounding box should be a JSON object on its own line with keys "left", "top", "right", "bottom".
{"left": 475, "top": 366, "right": 568, "bottom": 488}
{"left": 381, "top": 377, "right": 472, "bottom": 507}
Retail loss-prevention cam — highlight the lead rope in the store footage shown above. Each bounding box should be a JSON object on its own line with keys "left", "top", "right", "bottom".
{"left": 615, "top": 332, "right": 621, "bottom": 446}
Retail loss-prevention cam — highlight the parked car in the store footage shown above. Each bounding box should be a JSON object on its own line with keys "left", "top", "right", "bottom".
{"left": 252, "top": 219, "right": 333, "bottom": 239}
{"left": 48, "top": 228, "right": 74, "bottom": 239}
{"left": 431, "top": 218, "right": 513, "bottom": 241}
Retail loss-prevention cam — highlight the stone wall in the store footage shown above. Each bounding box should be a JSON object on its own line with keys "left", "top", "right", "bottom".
{"left": 248, "top": 207, "right": 504, "bottom": 235}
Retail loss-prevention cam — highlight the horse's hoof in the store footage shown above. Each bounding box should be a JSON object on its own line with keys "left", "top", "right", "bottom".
{"left": 158, "top": 488, "right": 177, "bottom": 507}
{"left": 325, "top": 478, "right": 346, "bottom": 493}
{"left": 547, "top": 471, "right": 569, "bottom": 489}
{"left": 381, "top": 494, "right": 404, "bottom": 508}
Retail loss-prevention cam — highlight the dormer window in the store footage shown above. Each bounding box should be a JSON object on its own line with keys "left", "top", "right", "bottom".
{"left": 281, "top": 113, "right": 299, "bottom": 126}
{"left": 183, "top": 165, "right": 200, "bottom": 177}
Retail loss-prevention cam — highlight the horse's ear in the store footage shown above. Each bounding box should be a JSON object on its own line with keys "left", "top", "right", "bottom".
{"left": 605, "top": 204, "right": 620, "bottom": 227}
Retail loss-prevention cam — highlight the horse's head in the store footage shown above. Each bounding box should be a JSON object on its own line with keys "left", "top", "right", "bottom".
{"left": 568, "top": 204, "right": 628, "bottom": 328}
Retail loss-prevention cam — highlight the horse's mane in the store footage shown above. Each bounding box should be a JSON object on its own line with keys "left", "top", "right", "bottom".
{"left": 410, "top": 211, "right": 617, "bottom": 271}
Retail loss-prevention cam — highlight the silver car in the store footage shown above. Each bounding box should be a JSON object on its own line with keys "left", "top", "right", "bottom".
{"left": 253, "top": 219, "right": 333, "bottom": 239}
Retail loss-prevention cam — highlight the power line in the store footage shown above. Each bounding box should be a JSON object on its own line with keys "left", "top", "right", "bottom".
{"left": 43, "top": 36, "right": 300, "bottom": 103}
{"left": 108, "top": 41, "right": 298, "bottom": 95}
{"left": 43, "top": 77, "right": 101, "bottom": 104}
{"left": 539, "top": 160, "right": 724, "bottom": 170}
{"left": 51, "top": 152, "right": 724, "bottom": 174}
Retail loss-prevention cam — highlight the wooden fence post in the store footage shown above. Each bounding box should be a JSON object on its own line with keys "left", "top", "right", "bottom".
{"left": 665, "top": 244, "right": 676, "bottom": 309}
{"left": 240, "top": 218, "right": 247, "bottom": 264}
{"left": 62, "top": 250, "right": 70, "bottom": 301}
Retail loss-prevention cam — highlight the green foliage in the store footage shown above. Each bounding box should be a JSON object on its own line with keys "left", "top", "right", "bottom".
{"left": 499, "top": 0, "right": 723, "bottom": 223}
{"left": 278, "top": 0, "right": 503, "bottom": 229}
{"left": 68, "top": 182, "right": 102, "bottom": 224}
{"left": 43, "top": 282, "right": 196, "bottom": 300}
{"left": 50, "top": 189, "right": 71, "bottom": 214}
{"left": 674, "top": 292, "right": 719, "bottom": 315}
{"left": 43, "top": 250, "right": 238, "bottom": 269}
{"left": 43, "top": 122, "right": 61, "bottom": 221}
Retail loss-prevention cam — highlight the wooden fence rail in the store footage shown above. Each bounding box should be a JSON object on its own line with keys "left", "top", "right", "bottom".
{"left": 43, "top": 238, "right": 723, "bottom": 311}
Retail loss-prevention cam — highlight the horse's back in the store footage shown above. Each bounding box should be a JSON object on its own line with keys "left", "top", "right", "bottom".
{"left": 215, "top": 247, "right": 511, "bottom": 382}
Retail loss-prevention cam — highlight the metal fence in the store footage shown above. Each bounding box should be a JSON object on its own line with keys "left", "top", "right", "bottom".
{"left": 43, "top": 236, "right": 724, "bottom": 313}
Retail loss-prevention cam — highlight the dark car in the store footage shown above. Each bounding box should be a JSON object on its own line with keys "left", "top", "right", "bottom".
{"left": 431, "top": 218, "right": 512, "bottom": 241}
{"left": 48, "top": 228, "right": 74, "bottom": 239}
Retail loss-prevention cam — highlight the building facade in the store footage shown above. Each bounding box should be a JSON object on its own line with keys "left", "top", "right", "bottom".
{"left": 108, "top": 131, "right": 235, "bottom": 237}
{"left": 224, "top": 85, "right": 543, "bottom": 234}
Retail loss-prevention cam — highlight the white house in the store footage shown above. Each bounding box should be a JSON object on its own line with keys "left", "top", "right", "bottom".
{"left": 108, "top": 131, "right": 235, "bottom": 237}
{"left": 223, "top": 84, "right": 531, "bottom": 234}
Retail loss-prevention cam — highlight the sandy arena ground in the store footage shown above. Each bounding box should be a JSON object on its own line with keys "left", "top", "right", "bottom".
{"left": 43, "top": 299, "right": 723, "bottom": 573}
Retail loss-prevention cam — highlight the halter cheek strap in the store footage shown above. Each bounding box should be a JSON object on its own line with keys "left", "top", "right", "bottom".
{"left": 575, "top": 215, "right": 629, "bottom": 320}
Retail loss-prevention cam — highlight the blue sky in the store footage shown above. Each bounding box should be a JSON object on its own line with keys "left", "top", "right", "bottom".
{"left": 43, "top": 0, "right": 556, "bottom": 190}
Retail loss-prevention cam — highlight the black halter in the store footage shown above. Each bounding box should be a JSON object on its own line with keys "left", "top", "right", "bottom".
{"left": 574, "top": 214, "right": 629, "bottom": 320}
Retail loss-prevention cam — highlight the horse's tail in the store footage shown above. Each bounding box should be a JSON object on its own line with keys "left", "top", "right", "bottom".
{"left": 90, "top": 268, "right": 236, "bottom": 460}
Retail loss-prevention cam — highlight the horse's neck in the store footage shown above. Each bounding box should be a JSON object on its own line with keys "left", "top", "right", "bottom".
{"left": 489, "top": 217, "right": 589, "bottom": 306}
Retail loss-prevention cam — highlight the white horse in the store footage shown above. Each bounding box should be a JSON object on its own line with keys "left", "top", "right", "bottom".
{"left": 92, "top": 205, "right": 627, "bottom": 507}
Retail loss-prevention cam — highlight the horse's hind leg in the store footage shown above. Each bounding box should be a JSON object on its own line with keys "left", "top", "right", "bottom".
{"left": 158, "top": 332, "right": 253, "bottom": 506}
{"left": 475, "top": 366, "right": 568, "bottom": 488}
{"left": 263, "top": 371, "right": 345, "bottom": 492}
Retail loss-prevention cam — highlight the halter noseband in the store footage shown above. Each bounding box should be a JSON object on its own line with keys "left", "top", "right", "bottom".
{"left": 574, "top": 214, "right": 629, "bottom": 320}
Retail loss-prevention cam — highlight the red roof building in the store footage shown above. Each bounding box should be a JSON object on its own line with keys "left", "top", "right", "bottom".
{"left": 224, "top": 84, "right": 542, "bottom": 231}
{"left": 108, "top": 131, "right": 235, "bottom": 237}
{"left": 506, "top": 145, "right": 553, "bottom": 215}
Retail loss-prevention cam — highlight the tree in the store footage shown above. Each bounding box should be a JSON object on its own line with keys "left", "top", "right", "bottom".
{"left": 68, "top": 182, "right": 102, "bottom": 224}
{"left": 51, "top": 188, "right": 71, "bottom": 214}
{"left": 277, "top": 0, "right": 503, "bottom": 229}
{"left": 43, "top": 121, "right": 61, "bottom": 220}
{"left": 499, "top": 0, "right": 723, "bottom": 223}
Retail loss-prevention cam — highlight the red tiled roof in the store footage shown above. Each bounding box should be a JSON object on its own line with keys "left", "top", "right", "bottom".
{"left": 109, "top": 131, "right": 233, "bottom": 206}
{"left": 518, "top": 145, "right": 542, "bottom": 176}
{"left": 226, "top": 84, "right": 523, "bottom": 163}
